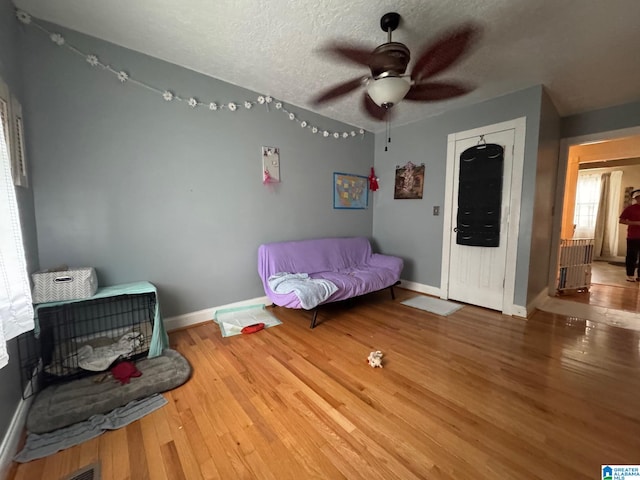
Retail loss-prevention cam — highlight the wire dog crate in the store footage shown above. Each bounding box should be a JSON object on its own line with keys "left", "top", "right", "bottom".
{"left": 17, "top": 292, "right": 155, "bottom": 399}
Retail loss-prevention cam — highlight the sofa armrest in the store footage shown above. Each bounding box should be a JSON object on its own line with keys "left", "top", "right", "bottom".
{"left": 368, "top": 253, "right": 404, "bottom": 276}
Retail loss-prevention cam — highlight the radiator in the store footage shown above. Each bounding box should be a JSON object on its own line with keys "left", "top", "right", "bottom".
{"left": 557, "top": 238, "right": 594, "bottom": 292}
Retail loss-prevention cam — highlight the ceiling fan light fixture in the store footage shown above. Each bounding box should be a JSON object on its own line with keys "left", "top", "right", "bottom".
{"left": 367, "top": 76, "right": 411, "bottom": 108}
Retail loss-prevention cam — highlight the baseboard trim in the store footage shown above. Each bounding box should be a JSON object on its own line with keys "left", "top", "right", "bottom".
{"left": 509, "top": 304, "right": 528, "bottom": 318}
{"left": 163, "top": 295, "right": 270, "bottom": 332}
{"left": 525, "top": 288, "right": 550, "bottom": 317}
{"left": 398, "top": 279, "right": 442, "bottom": 298}
{"left": 0, "top": 394, "right": 32, "bottom": 480}
{"left": 400, "top": 279, "right": 530, "bottom": 318}
{"left": 162, "top": 286, "right": 533, "bottom": 332}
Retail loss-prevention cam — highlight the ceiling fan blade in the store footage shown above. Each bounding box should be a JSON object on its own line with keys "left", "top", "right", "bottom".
{"left": 321, "top": 43, "right": 380, "bottom": 67}
{"left": 404, "top": 81, "right": 474, "bottom": 102}
{"left": 362, "top": 94, "right": 394, "bottom": 122}
{"left": 311, "top": 77, "right": 367, "bottom": 105}
{"left": 411, "top": 23, "right": 481, "bottom": 82}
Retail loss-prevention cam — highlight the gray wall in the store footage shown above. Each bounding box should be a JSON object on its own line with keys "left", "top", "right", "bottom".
{"left": 562, "top": 99, "right": 640, "bottom": 138}
{"left": 6, "top": 6, "right": 639, "bottom": 450}
{"left": 372, "top": 86, "right": 543, "bottom": 307}
{"left": 19, "top": 22, "right": 374, "bottom": 318}
{"left": 526, "top": 89, "right": 560, "bottom": 304}
{"left": 0, "top": 0, "right": 39, "bottom": 452}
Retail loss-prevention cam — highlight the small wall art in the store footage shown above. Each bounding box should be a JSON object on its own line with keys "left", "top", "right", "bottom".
{"left": 333, "top": 172, "right": 368, "bottom": 209}
{"left": 394, "top": 161, "right": 425, "bottom": 199}
{"left": 262, "top": 146, "right": 280, "bottom": 183}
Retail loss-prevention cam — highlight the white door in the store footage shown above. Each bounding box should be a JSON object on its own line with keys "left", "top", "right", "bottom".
{"left": 442, "top": 121, "right": 524, "bottom": 312}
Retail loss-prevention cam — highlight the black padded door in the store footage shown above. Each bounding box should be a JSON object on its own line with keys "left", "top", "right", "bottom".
{"left": 456, "top": 143, "right": 504, "bottom": 247}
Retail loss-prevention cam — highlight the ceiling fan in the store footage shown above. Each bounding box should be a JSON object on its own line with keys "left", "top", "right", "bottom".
{"left": 311, "top": 12, "right": 481, "bottom": 122}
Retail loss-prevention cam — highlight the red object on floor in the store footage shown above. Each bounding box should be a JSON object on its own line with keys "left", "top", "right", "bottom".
{"left": 241, "top": 323, "right": 265, "bottom": 334}
{"left": 111, "top": 361, "right": 142, "bottom": 384}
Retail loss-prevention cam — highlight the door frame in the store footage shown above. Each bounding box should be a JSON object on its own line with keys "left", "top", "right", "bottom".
{"left": 440, "top": 117, "right": 527, "bottom": 315}
{"left": 546, "top": 125, "right": 640, "bottom": 296}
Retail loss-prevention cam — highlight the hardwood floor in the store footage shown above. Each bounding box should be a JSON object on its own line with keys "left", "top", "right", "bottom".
{"left": 554, "top": 261, "right": 640, "bottom": 313}
{"left": 10, "top": 288, "right": 640, "bottom": 480}
{"left": 557, "top": 282, "right": 640, "bottom": 312}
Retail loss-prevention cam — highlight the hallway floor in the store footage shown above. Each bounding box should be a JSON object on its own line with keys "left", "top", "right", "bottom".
{"left": 538, "top": 259, "right": 640, "bottom": 332}
{"left": 590, "top": 259, "right": 636, "bottom": 288}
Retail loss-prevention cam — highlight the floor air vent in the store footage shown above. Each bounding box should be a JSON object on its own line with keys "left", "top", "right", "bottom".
{"left": 62, "top": 463, "right": 101, "bottom": 480}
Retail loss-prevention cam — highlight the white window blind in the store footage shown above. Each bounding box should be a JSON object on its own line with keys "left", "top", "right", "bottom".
{"left": 0, "top": 79, "right": 33, "bottom": 369}
{"left": 573, "top": 171, "right": 601, "bottom": 239}
{"left": 10, "top": 96, "right": 28, "bottom": 187}
{"left": 0, "top": 86, "right": 11, "bottom": 160}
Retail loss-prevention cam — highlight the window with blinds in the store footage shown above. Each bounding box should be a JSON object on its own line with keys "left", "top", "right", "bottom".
{"left": 0, "top": 81, "right": 11, "bottom": 159}
{"left": 0, "top": 78, "right": 28, "bottom": 188}
{"left": 10, "top": 97, "right": 28, "bottom": 187}
{"left": 573, "top": 171, "right": 601, "bottom": 238}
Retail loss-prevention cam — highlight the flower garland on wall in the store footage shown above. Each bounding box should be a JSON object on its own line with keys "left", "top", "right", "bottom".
{"left": 15, "top": 10, "right": 367, "bottom": 140}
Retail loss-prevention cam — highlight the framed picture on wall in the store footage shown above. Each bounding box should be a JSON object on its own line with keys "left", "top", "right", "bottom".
{"left": 333, "top": 172, "right": 368, "bottom": 209}
{"left": 394, "top": 162, "right": 425, "bottom": 199}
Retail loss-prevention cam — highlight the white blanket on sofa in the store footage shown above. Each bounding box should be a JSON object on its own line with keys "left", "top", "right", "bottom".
{"left": 268, "top": 273, "right": 338, "bottom": 310}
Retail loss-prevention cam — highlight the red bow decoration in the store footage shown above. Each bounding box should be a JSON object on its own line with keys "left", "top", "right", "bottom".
{"left": 368, "top": 167, "right": 379, "bottom": 192}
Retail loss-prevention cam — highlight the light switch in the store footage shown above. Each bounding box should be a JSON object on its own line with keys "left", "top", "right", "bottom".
{"left": 433, "top": 206, "right": 440, "bottom": 216}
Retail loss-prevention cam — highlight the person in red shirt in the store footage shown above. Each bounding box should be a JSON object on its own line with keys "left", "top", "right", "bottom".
{"left": 619, "top": 190, "right": 640, "bottom": 281}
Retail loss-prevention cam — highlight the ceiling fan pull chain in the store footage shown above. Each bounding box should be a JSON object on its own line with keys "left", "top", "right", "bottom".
{"left": 385, "top": 120, "right": 388, "bottom": 151}
{"left": 385, "top": 119, "right": 391, "bottom": 151}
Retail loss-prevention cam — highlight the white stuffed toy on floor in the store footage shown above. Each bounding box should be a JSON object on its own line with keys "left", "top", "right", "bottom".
{"left": 367, "top": 350, "right": 383, "bottom": 368}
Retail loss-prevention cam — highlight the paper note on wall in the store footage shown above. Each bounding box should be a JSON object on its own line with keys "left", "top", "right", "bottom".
{"left": 262, "top": 146, "right": 280, "bottom": 183}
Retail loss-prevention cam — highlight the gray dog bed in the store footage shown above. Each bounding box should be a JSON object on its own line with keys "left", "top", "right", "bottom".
{"left": 27, "top": 349, "right": 191, "bottom": 434}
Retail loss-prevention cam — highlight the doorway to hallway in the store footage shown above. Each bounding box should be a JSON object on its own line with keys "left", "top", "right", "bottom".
{"left": 549, "top": 126, "right": 640, "bottom": 316}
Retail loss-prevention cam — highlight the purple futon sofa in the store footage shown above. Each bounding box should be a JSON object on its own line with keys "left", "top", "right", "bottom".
{"left": 257, "top": 237, "right": 403, "bottom": 327}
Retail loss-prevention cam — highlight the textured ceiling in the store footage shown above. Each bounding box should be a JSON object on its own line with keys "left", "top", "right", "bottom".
{"left": 12, "top": 0, "right": 640, "bottom": 132}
